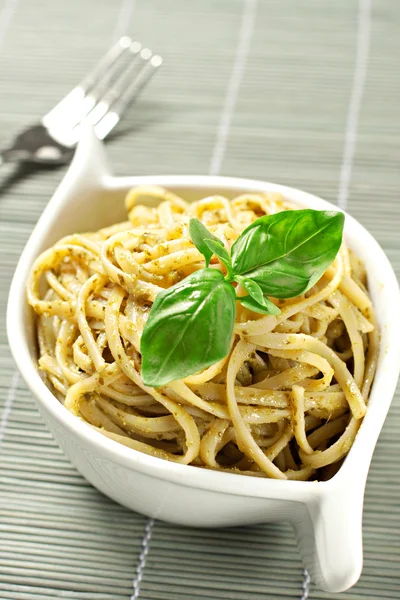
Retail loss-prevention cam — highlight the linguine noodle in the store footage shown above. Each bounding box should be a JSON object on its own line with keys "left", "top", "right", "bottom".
{"left": 27, "top": 186, "right": 378, "bottom": 480}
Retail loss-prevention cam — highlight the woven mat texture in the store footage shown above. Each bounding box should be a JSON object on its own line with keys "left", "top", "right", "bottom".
{"left": 0, "top": 1, "right": 399, "bottom": 599}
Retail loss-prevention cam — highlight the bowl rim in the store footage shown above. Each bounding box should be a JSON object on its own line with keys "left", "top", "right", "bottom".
{"left": 7, "top": 171, "right": 400, "bottom": 502}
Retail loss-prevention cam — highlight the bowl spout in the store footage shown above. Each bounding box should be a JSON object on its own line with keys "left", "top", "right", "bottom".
{"left": 294, "top": 483, "right": 364, "bottom": 593}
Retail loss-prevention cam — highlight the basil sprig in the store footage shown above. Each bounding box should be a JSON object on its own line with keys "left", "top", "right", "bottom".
{"left": 141, "top": 208, "right": 344, "bottom": 386}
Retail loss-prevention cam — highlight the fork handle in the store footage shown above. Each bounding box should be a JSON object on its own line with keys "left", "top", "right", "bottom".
{"left": 0, "top": 148, "right": 31, "bottom": 166}
{"left": 0, "top": 151, "right": 12, "bottom": 167}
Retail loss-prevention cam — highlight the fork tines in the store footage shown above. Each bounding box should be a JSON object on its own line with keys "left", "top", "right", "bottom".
{"left": 42, "top": 37, "right": 162, "bottom": 146}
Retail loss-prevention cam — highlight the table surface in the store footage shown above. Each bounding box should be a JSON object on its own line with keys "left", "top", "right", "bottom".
{"left": 1, "top": 1, "right": 399, "bottom": 599}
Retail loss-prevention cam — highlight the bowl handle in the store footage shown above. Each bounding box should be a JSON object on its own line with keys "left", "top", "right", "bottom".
{"left": 294, "top": 485, "right": 364, "bottom": 593}
{"left": 70, "top": 121, "right": 112, "bottom": 184}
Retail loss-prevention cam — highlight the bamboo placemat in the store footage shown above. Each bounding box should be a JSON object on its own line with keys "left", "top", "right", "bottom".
{"left": 1, "top": 1, "right": 399, "bottom": 598}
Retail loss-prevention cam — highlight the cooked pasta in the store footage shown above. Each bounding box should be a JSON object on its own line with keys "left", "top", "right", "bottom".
{"left": 27, "top": 186, "right": 378, "bottom": 480}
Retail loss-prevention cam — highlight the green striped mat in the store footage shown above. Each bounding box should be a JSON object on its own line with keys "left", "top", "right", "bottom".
{"left": 1, "top": 0, "right": 399, "bottom": 598}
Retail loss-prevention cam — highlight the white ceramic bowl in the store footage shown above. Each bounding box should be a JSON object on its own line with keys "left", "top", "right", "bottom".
{"left": 7, "top": 127, "right": 400, "bottom": 593}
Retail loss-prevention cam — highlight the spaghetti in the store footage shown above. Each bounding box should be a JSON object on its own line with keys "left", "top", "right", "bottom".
{"left": 27, "top": 186, "right": 378, "bottom": 480}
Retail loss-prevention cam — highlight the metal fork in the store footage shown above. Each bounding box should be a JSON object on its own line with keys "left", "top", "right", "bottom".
{"left": 0, "top": 37, "right": 162, "bottom": 167}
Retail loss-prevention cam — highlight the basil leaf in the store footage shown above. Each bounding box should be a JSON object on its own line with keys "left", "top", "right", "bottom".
{"left": 189, "top": 218, "right": 224, "bottom": 267}
{"left": 203, "top": 238, "right": 233, "bottom": 275}
{"left": 236, "top": 275, "right": 281, "bottom": 315}
{"left": 231, "top": 209, "right": 344, "bottom": 298}
{"left": 235, "top": 276, "right": 264, "bottom": 304}
{"left": 141, "top": 268, "right": 236, "bottom": 387}
{"left": 239, "top": 295, "right": 280, "bottom": 315}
